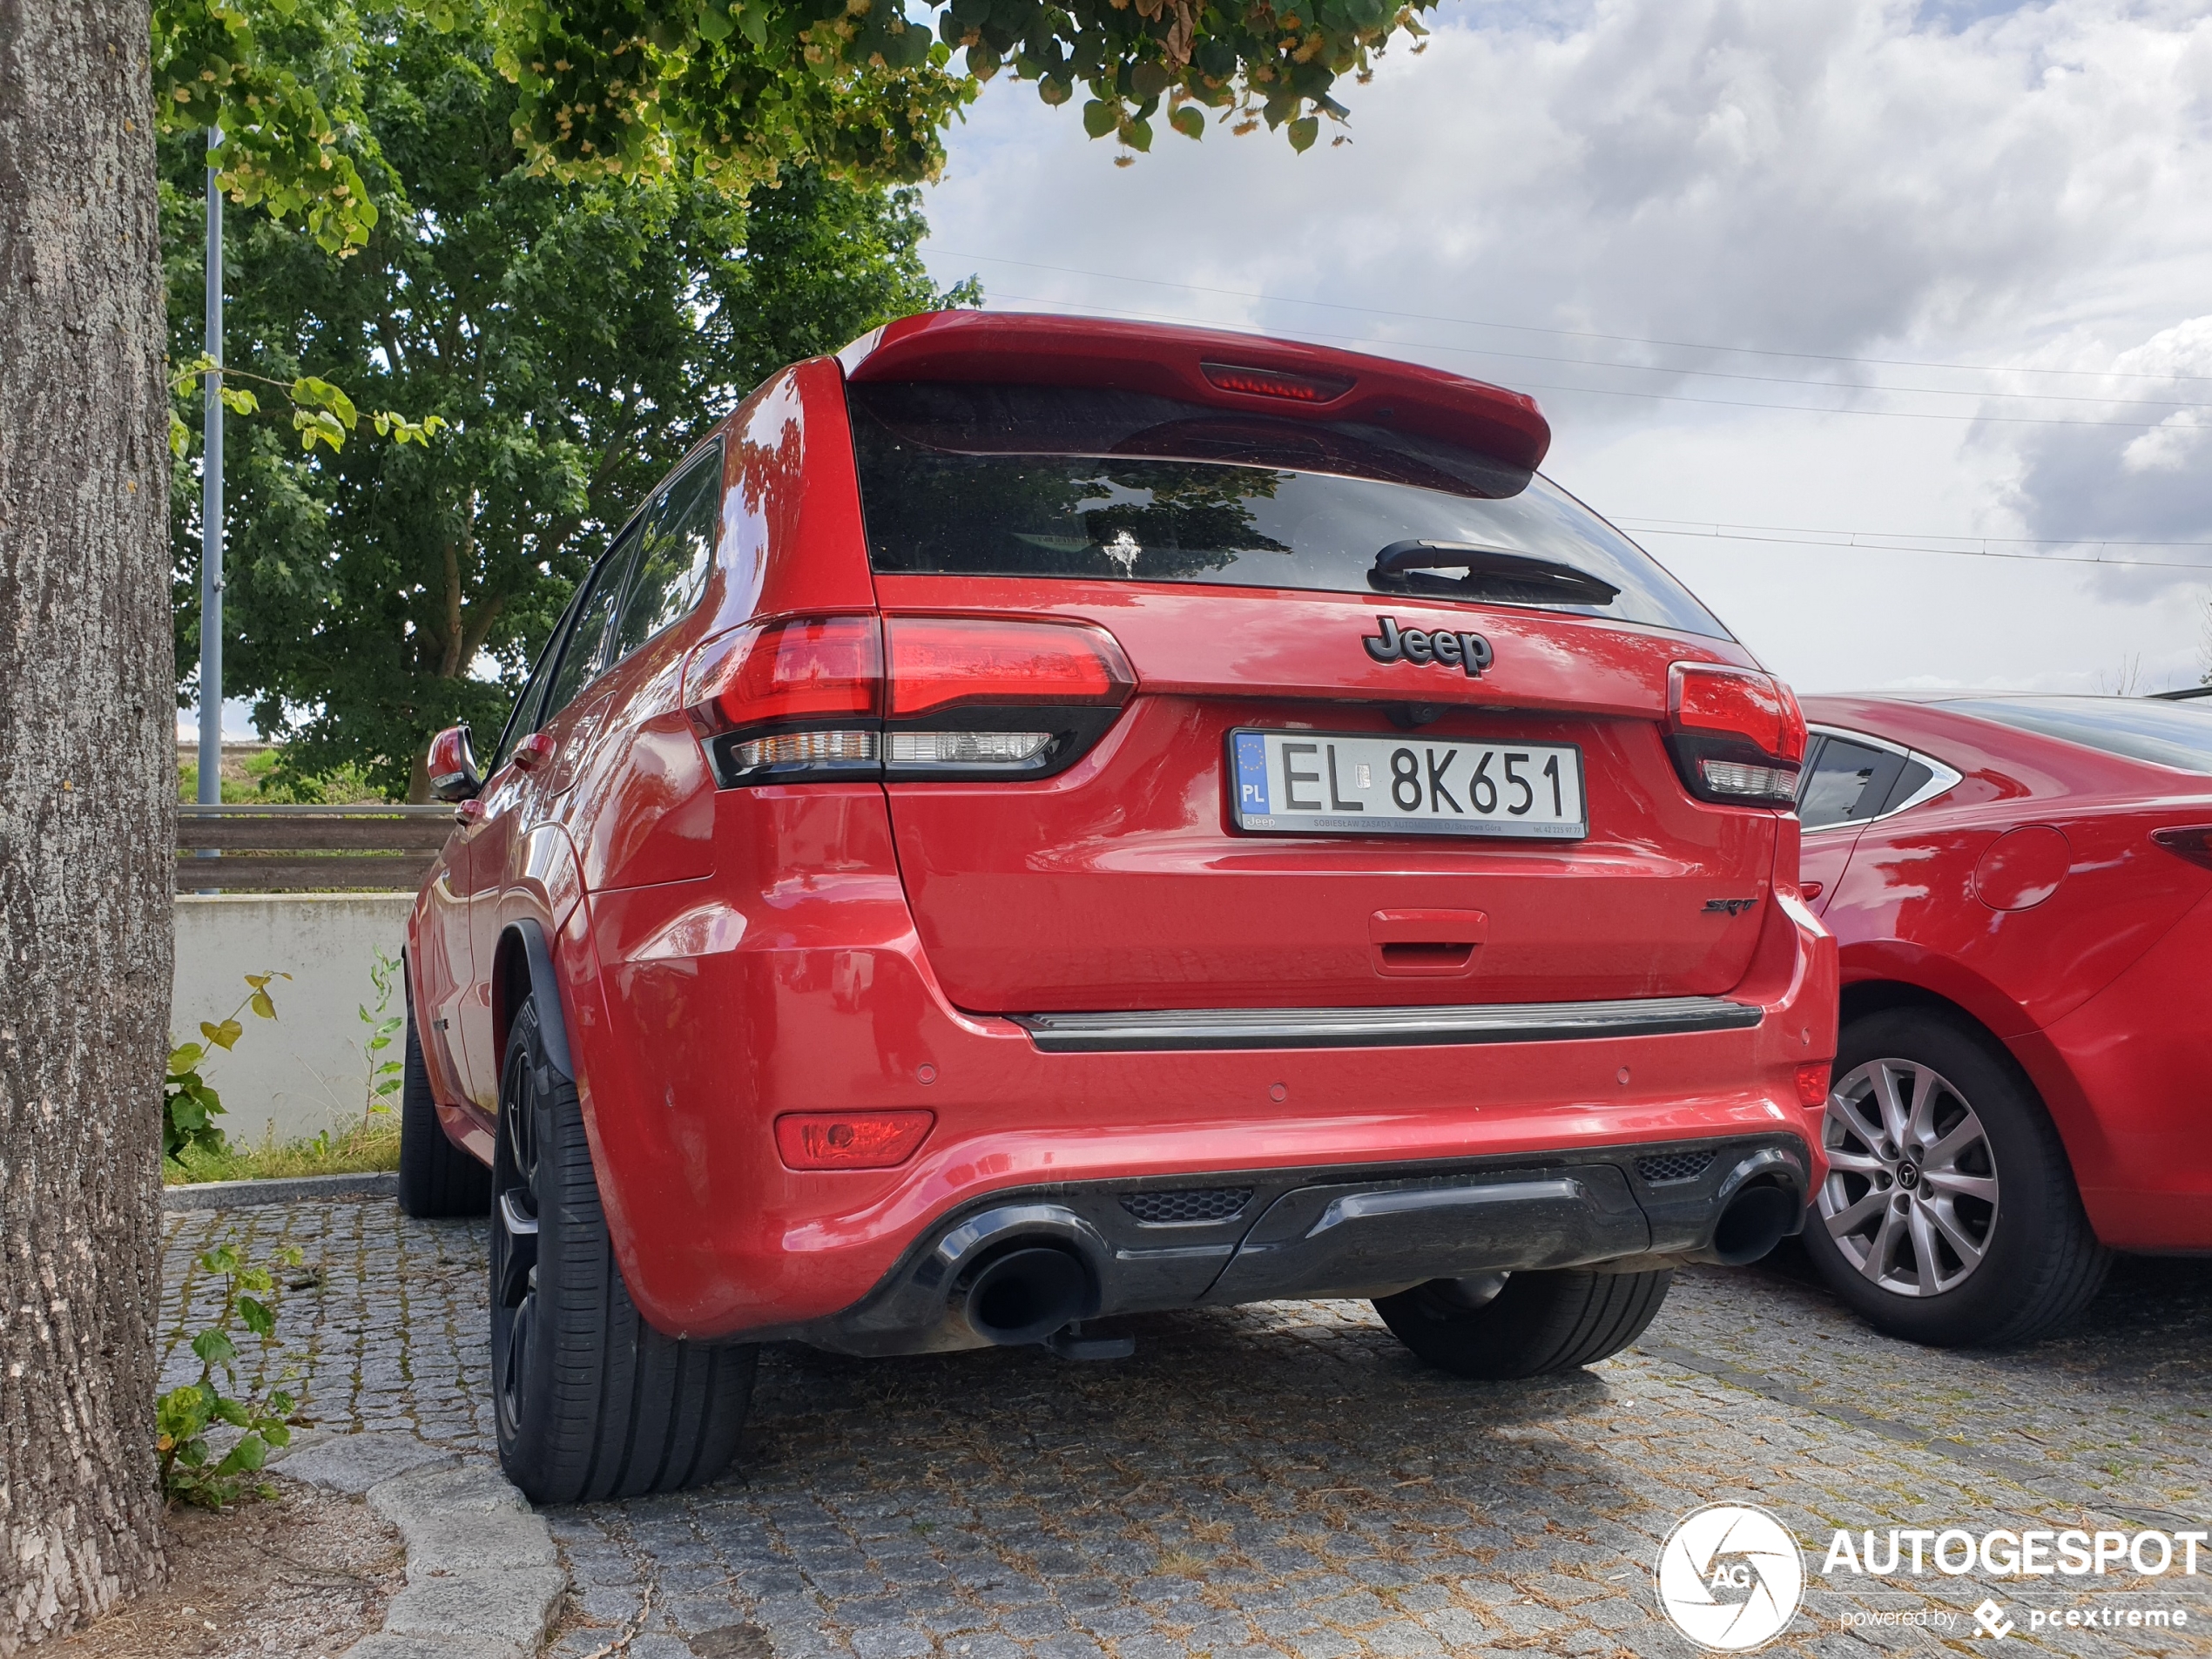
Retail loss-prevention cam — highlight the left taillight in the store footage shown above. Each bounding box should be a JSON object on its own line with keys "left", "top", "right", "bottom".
{"left": 685, "top": 614, "right": 1136, "bottom": 786}
{"left": 1665, "top": 662, "right": 1806, "bottom": 807}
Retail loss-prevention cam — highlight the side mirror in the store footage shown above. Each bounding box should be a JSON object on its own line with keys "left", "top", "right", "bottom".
{"left": 427, "top": 725, "right": 483, "bottom": 802}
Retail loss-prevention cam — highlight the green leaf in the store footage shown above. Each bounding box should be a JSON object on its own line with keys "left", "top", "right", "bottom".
{"left": 291, "top": 376, "right": 358, "bottom": 427}
{"left": 169, "top": 1042, "right": 205, "bottom": 1076}
{"left": 1170, "top": 105, "right": 1205, "bottom": 140}
{"left": 203, "top": 1017, "right": 244, "bottom": 1051}
{"left": 1123, "top": 116, "right": 1153, "bottom": 152}
{"left": 238, "top": 1295, "right": 275, "bottom": 1338}
{"left": 249, "top": 988, "right": 276, "bottom": 1020}
{"left": 170, "top": 411, "right": 191, "bottom": 457}
{"left": 1287, "top": 115, "right": 1319, "bottom": 152}
{"left": 192, "top": 1328, "right": 239, "bottom": 1370}
{"left": 1082, "top": 98, "right": 1118, "bottom": 138}
{"left": 697, "top": 2, "right": 732, "bottom": 42}
{"left": 218, "top": 385, "right": 260, "bottom": 416}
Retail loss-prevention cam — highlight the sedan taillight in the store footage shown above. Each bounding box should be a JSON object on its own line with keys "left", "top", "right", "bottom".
{"left": 686, "top": 614, "right": 1136, "bottom": 786}
{"left": 1665, "top": 662, "right": 1807, "bottom": 807}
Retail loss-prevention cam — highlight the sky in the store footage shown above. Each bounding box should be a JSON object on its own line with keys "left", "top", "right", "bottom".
{"left": 910, "top": 0, "right": 2212, "bottom": 697}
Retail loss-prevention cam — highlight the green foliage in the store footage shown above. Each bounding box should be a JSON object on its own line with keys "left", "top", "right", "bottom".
{"left": 360, "top": 948, "right": 406, "bottom": 1123}
{"left": 152, "top": 0, "right": 382, "bottom": 253}
{"left": 164, "top": 972, "right": 288, "bottom": 1163}
{"left": 151, "top": 0, "right": 1424, "bottom": 239}
{"left": 167, "top": 353, "right": 449, "bottom": 458}
{"left": 165, "top": 1116, "right": 401, "bottom": 1185}
{"left": 157, "top": 1240, "right": 305, "bottom": 1508}
{"left": 164, "top": 2, "right": 975, "bottom": 798}
{"left": 179, "top": 745, "right": 387, "bottom": 803}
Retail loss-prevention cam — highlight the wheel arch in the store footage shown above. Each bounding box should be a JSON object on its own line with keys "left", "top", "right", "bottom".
{"left": 1835, "top": 975, "right": 2109, "bottom": 1190}
{"left": 492, "top": 918, "right": 576, "bottom": 1082}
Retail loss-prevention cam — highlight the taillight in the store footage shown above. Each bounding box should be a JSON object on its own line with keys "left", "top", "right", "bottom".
{"left": 2150, "top": 826, "right": 2212, "bottom": 869}
{"left": 886, "top": 617, "right": 1130, "bottom": 716}
{"left": 1795, "top": 1062, "right": 1831, "bottom": 1108}
{"left": 774, "top": 1110, "right": 934, "bottom": 1170}
{"left": 1665, "top": 663, "right": 1806, "bottom": 807}
{"left": 685, "top": 614, "right": 1136, "bottom": 786}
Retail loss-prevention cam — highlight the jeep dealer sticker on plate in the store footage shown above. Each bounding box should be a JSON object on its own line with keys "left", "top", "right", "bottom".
{"left": 1230, "top": 729, "right": 1588, "bottom": 840}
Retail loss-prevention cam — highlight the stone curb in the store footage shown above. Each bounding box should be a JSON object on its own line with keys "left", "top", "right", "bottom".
{"left": 163, "top": 1170, "right": 398, "bottom": 1211}
{"left": 276, "top": 1433, "right": 563, "bottom": 1659}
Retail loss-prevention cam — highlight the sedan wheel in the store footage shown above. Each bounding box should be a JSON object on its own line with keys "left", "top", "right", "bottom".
{"left": 1800, "top": 1008, "right": 2109, "bottom": 1348}
{"left": 1819, "top": 1056, "right": 1999, "bottom": 1298}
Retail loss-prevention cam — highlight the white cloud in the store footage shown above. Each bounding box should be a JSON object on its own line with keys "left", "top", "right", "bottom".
{"left": 918, "top": 0, "right": 2212, "bottom": 692}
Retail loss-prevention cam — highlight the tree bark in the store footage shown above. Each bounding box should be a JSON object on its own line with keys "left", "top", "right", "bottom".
{"left": 0, "top": 0, "right": 174, "bottom": 1648}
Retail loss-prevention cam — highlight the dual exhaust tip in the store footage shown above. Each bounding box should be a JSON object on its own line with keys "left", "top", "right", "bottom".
{"left": 961, "top": 1169, "right": 1802, "bottom": 1345}
{"left": 963, "top": 1245, "right": 1096, "bottom": 1347}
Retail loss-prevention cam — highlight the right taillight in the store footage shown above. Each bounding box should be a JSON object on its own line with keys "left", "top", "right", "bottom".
{"left": 685, "top": 613, "right": 1135, "bottom": 786}
{"left": 1665, "top": 662, "right": 1806, "bottom": 807}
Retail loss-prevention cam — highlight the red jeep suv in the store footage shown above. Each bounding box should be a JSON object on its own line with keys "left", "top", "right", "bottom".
{"left": 399, "top": 312, "right": 1835, "bottom": 1504}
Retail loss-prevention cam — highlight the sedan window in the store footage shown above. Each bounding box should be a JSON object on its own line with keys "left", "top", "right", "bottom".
{"left": 1798, "top": 737, "right": 1905, "bottom": 830}
{"left": 1938, "top": 697, "right": 2212, "bottom": 774}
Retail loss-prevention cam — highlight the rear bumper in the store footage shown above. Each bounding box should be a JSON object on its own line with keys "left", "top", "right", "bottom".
{"left": 770, "top": 1135, "right": 1810, "bottom": 1356}
{"left": 562, "top": 791, "right": 1838, "bottom": 1343}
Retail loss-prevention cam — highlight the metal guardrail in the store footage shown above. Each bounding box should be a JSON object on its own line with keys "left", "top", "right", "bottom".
{"left": 176, "top": 804, "right": 452, "bottom": 893}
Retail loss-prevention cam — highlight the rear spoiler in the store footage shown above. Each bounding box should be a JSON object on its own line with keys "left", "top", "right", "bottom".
{"left": 837, "top": 310, "right": 1552, "bottom": 473}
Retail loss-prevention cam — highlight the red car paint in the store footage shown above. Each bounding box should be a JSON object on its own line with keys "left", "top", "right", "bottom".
{"left": 1800, "top": 694, "right": 2212, "bottom": 1252}
{"left": 408, "top": 314, "right": 1835, "bottom": 1343}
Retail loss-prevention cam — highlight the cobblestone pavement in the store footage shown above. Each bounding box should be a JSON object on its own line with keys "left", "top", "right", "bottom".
{"left": 164, "top": 1204, "right": 2212, "bottom": 1659}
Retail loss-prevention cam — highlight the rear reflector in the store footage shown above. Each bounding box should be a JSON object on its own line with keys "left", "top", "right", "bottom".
{"left": 885, "top": 616, "right": 1134, "bottom": 717}
{"left": 1665, "top": 663, "right": 1806, "bottom": 806}
{"left": 775, "top": 1110, "right": 934, "bottom": 1170}
{"left": 1200, "top": 361, "right": 1355, "bottom": 403}
{"left": 1795, "top": 1062, "right": 1831, "bottom": 1108}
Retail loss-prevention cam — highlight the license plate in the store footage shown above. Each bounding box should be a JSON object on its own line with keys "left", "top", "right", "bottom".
{"left": 1229, "top": 729, "right": 1588, "bottom": 840}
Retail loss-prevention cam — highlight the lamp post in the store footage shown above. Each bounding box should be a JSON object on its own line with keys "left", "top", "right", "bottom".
{"left": 197, "top": 125, "right": 223, "bottom": 812}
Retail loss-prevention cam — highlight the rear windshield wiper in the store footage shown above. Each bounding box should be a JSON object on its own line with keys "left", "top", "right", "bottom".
{"left": 1370, "top": 540, "right": 1622, "bottom": 606}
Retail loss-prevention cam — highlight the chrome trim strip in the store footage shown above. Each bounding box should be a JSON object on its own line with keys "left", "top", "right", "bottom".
{"left": 1010, "top": 995, "right": 1761, "bottom": 1053}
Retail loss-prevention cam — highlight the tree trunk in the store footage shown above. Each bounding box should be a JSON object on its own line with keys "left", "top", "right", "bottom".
{"left": 0, "top": 1, "right": 174, "bottom": 1648}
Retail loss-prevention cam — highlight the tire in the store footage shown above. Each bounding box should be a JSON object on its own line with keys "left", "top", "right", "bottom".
{"left": 396, "top": 992, "right": 492, "bottom": 1219}
{"left": 1801, "top": 1008, "right": 2110, "bottom": 1348}
{"left": 1374, "top": 1267, "right": 1673, "bottom": 1379}
{"left": 490, "top": 995, "right": 757, "bottom": 1504}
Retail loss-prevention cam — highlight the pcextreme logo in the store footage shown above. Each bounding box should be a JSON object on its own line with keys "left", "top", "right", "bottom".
{"left": 1656, "top": 1504, "right": 1808, "bottom": 1651}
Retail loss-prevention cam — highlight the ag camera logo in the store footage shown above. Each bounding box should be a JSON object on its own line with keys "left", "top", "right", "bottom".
{"left": 1656, "top": 1503, "right": 1807, "bottom": 1651}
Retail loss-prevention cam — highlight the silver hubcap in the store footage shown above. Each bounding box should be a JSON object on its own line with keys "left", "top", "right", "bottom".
{"left": 1818, "top": 1057, "right": 2000, "bottom": 1298}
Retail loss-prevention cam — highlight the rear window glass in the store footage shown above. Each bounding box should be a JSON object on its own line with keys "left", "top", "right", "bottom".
{"left": 846, "top": 382, "right": 1730, "bottom": 638}
{"left": 1937, "top": 697, "right": 2212, "bottom": 773}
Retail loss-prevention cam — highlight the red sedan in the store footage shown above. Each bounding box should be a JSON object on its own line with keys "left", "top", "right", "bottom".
{"left": 1796, "top": 692, "right": 2212, "bottom": 1345}
{"left": 401, "top": 311, "right": 1835, "bottom": 1502}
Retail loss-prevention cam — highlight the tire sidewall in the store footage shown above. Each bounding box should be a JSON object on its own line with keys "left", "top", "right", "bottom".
{"left": 1804, "top": 1008, "right": 2068, "bottom": 1344}
{"left": 493, "top": 1001, "right": 562, "bottom": 1473}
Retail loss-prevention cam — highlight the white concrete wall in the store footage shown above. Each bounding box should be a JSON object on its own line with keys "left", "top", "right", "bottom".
{"left": 174, "top": 894, "right": 414, "bottom": 1147}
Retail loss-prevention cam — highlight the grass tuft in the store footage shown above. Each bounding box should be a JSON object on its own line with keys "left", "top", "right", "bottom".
{"left": 165, "top": 1116, "right": 401, "bottom": 1185}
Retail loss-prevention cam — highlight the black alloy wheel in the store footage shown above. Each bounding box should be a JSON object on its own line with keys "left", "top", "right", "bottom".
{"left": 489, "top": 994, "right": 757, "bottom": 1503}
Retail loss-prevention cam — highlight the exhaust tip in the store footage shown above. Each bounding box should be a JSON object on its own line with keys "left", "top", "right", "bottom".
{"left": 1709, "top": 1184, "right": 1797, "bottom": 1266}
{"left": 964, "top": 1245, "right": 1092, "bottom": 1346}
